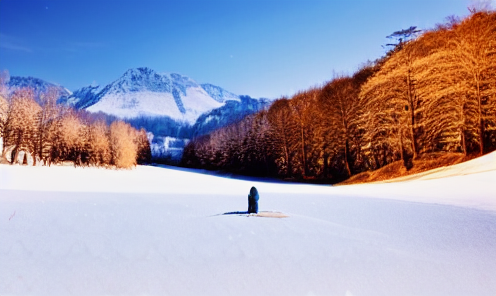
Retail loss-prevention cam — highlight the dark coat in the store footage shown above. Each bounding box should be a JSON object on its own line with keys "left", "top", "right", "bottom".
{"left": 248, "top": 186, "right": 259, "bottom": 214}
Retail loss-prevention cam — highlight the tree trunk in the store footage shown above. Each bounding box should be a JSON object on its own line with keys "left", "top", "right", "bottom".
{"left": 344, "top": 138, "right": 351, "bottom": 177}
{"left": 406, "top": 69, "right": 418, "bottom": 159}
{"left": 300, "top": 125, "right": 307, "bottom": 177}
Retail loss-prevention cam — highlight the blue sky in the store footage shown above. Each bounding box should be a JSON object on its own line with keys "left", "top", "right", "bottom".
{"left": 0, "top": 0, "right": 477, "bottom": 98}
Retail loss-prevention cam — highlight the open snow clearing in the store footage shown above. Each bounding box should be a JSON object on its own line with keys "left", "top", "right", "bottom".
{"left": 1, "top": 152, "right": 495, "bottom": 295}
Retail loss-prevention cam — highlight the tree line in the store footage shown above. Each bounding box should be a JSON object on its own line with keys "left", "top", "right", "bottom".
{"left": 0, "top": 80, "right": 151, "bottom": 169}
{"left": 181, "top": 11, "right": 496, "bottom": 182}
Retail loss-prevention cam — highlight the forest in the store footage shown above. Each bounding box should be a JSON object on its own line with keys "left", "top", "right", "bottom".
{"left": 0, "top": 84, "right": 151, "bottom": 169}
{"left": 181, "top": 11, "right": 496, "bottom": 183}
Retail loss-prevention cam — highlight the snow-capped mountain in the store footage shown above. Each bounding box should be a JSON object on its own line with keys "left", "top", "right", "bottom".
{"left": 7, "top": 76, "right": 71, "bottom": 103}
{"left": 6, "top": 68, "right": 270, "bottom": 161}
{"left": 67, "top": 67, "right": 241, "bottom": 124}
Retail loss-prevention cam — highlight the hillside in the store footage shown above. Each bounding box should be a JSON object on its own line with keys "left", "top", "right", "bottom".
{"left": 181, "top": 11, "right": 496, "bottom": 183}
{"left": 338, "top": 152, "right": 495, "bottom": 185}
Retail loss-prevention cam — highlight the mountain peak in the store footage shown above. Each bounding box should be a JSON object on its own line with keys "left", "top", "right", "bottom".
{"left": 65, "top": 67, "right": 243, "bottom": 124}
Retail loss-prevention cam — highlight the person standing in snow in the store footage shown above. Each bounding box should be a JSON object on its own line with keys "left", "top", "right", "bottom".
{"left": 248, "top": 186, "right": 259, "bottom": 214}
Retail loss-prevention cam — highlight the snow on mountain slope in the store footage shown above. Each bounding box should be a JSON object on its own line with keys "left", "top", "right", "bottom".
{"left": 200, "top": 83, "right": 240, "bottom": 103}
{"left": 73, "top": 68, "right": 235, "bottom": 124}
{"left": 0, "top": 158, "right": 495, "bottom": 296}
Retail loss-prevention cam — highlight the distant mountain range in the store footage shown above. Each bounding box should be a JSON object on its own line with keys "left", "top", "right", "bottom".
{"left": 7, "top": 76, "right": 72, "bottom": 103}
{"left": 7, "top": 67, "right": 271, "bottom": 161}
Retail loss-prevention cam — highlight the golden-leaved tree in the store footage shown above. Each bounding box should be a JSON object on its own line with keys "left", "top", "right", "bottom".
{"left": 267, "top": 98, "right": 297, "bottom": 177}
{"left": 3, "top": 88, "right": 41, "bottom": 163}
{"left": 359, "top": 38, "right": 425, "bottom": 168}
{"left": 414, "top": 11, "right": 496, "bottom": 155}
{"left": 57, "top": 111, "right": 87, "bottom": 164}
{"left": 110, "top": 120, "right": 137, "bottom": 168}
{"left": 88, "top": 120, "right": 111, "bottom": 166}
{"left": 289, "top": 89, "right": 319, "bottom": 177}
{"left": 317, "top": 76, "right": 360, "bottom": 177}
{"left": 35, "top": 86, "right": 62, "bottom": 165}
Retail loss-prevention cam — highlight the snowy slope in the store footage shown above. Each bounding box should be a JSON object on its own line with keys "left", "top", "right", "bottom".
{"left": 1, "top": 153, "right": 495, "bottom": 296}
{"left": 70, "top": 68, "right": 240, "bottom": 124}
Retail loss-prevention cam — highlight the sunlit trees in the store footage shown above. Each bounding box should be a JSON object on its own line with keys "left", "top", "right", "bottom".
{"left": 0, "top": 96, "right": 7, "bottom": 144}
{"left": 110, "top": 120, "right": 137, "bottom": 169}
{"left": 317, "top": 76, "right": 361, "bottom": 177}
{"left": 57, "top": 111, "right": 87, "bottom": 165}
{"left": 289, "top": 89, "right": 319, "bottom": 177}
{"left": 180, "top": 11, "right": 496, "bottom": 182}
{"left": 135, "top": 128, "right": 152, "bottom": 164}
{"left": 88, "top": 120, "right": 111, "bottom": 166}
{"left": 0, "top": 70, "right": 9, "bottom": 142}
{"left": 412, "top": 11, "right": 496, "bottom": 155}
{"left": 35, "top": 86, "right": 61, "bottom": 165}
{"left": 267, "top": 98, "right": 296, "bottom": 177}
{"left": 0, "top": 82, "right": 150, "bottom": 168}
{"left": 3, "top": 88, "right": 41, "bottom": 164}
{"left": 450, "top": 11, "right": 496, "bottom": 154}
{"left": 359, "top": 36, "right": 425, "bottom": 167}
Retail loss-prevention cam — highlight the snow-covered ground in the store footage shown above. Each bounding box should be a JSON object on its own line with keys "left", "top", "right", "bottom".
{"left": 1, "top": 152, "right": 495, "bottom": 296}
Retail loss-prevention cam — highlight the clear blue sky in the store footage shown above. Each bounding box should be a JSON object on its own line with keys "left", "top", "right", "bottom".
{"left": 0, "top": 0, "right": 476, "bottom": 99}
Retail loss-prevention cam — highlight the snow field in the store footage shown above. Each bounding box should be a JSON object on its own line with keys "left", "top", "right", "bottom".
{"left": 1, "top": 153, "right": 495, "bottom": 295}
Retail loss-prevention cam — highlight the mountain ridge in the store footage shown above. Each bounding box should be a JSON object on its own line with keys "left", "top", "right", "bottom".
{"left": 64, "top": 67, "right": 243, "bottom": 124}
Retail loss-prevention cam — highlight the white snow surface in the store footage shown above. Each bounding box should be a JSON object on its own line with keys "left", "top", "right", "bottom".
{"left": 1, "top": 152, "right": 496, "bottom": 296}
{"left": 86, "top": 88, "right": 223, "bottom": 124}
